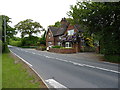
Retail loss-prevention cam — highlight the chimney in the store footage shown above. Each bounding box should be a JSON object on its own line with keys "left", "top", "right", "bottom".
{"left": 60, "top": 17, "right": 69, "bottom": 27}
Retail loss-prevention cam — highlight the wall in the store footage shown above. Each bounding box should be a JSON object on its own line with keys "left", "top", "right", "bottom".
{"left": 46, "top": 29, "right": 54, "bottom": 47}
{"left": 49, "top": 48, "right": 76, "bottom": 54}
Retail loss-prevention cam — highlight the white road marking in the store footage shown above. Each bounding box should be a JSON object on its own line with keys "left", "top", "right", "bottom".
{"left": 14, "top": 48, "right": 120, "bottom": 74}
{"left": 45, "top": 79, "right": 68, "bottom": 89}
{"left": 32, "top": 52, "right": 35, "bottom": 54}
{"left": 10, "top": 50, "right": 32, "bottom": 67}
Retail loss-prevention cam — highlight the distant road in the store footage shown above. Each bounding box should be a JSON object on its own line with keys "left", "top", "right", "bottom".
{"left": 9, "top": 46, "right": 119, "bottom": 89}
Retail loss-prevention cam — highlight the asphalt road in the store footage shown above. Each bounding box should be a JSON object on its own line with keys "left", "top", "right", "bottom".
{"left": 9, "top": 46, "right": 119, "bottom": 89}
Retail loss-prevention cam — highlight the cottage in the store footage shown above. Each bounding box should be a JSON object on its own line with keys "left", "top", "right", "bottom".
{"left": 46, "top": 18, "right": 84, "bottom": 53}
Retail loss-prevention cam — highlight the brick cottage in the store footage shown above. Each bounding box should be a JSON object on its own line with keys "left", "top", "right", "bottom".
{"left": 46, "top": 18, "right": 84, "bottom": 53}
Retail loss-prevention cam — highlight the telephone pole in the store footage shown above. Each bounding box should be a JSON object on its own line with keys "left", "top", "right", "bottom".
{"left": 3, "top": 17, "right": 6, "bottom": 43}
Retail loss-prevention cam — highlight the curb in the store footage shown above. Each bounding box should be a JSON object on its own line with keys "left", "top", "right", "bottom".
{"left": 10, "top": 49, "right": 49, "bottom": 89}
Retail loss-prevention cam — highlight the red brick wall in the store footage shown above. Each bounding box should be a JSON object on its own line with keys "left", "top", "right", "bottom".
{"left": 46, "top": 29, "right": 54, "bottom": 47}
{"left": 49, "top": 48, "right": 76, "bottom": 54}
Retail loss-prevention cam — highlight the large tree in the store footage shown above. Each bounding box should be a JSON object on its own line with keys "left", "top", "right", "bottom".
{"left": 0, "top": 15, "right": 16, "bottom": 43}
{"left": 68, "top": 2, "right": 120, "bottom": 62}
{"left": 0, "top": 15, "right": 16, "bottom": 53}
{"left": 15, "top": 19, "right": 43, "bottom": 38}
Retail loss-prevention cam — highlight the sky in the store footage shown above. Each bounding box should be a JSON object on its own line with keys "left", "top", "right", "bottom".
{"left": 0, "top": 0, "right": 77, "bottom": 29}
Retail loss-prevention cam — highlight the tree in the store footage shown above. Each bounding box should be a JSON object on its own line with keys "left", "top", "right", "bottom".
{"left": 0, "top": 15, "right": 16, "bottom": 43}
{"left": 0, "top": 15, "right": 14, "bottom": 53}
{"left": 68, "top": 2, "right": 120, "bottom": 62}
{"left": 49, "top": 21, "right": 61, "bottom": 27}
{"left": 40, "top": 30, "right": 46, "bottom": 45}
{"left": 15, "top": 19, "right": 43, "bottom": 38}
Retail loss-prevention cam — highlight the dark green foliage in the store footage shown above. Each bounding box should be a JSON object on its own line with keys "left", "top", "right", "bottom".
{"left": 21, "top": 36, "right": 39, "bottom": 46}
{"left": 104, "top": 55, "right": 120, "bottom": 63}
{"left": 49, "top": 21, "right": 61, "bottom": 27}
{"left": 0, "top": 15, "right": 16, "bottom": 43}
{"left": 20, "top": 46, "right": 37, "bottom": 48}
{"left": 39, "top": 31, "right": 46, "bottom": 45}
{"left": 52, "top": 46, "right": 62, "bottom": 48}
{"left": 2, "top": 43, "right": 9, "bottom": 53}
{"left": 68, "top": 2, "right": 120, "bottom": 62}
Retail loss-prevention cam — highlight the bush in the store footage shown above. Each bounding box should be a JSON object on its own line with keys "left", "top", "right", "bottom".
{"left": 104, "top": 55, "right": 120, "bottom": 63}
{"left": 9, "top": 40, "right": 22, "bottom": 47}
{"left": 52, "top": 46, "right": 62, "bottom": 48}
{"left": 60, "top": 47, "right": 73, "bottom": 49}
{"left": 22, "top": 36, "right": 39, "bottom": 46}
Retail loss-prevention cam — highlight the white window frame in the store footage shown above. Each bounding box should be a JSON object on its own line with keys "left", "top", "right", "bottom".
{"left": 58, "top": 42, "right": 61, "bottom": 46}
{"left": 65, "top": 42, "right": 72, "bottom": 48}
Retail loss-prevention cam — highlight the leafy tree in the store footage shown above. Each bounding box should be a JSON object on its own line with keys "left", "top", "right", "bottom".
{"left": 0, "top": 15, "right": 16, "bottom": 43}
{"left": 39, "top": 31, "right": 46, "bottom": 45}
{"left": 68, "top": 2, "right": 120, "bottom": 62}
{"left": 15, "top": 19, "right": 43, "bottom": 38}
{"left": 49, "top": 21, "right": 61, "bottom": 27}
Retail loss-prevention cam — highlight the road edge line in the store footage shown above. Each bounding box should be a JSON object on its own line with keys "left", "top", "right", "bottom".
{"left": 10, "top": 49, "right": 49, "bottom": 89}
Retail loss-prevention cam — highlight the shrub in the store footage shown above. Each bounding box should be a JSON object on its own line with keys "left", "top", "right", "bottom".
{"left": 9, "top": 40, "right": 22, "bottom": 47}
{"left": 60, "top": 47, "right": 73, "bottom": 49}
{"left": 104, "top": 55, "right": 120, "bottom": 63}
{"left": 52, "top": 46, "right": 62, "bottom": 48}
{"left": 22, "top": 36, "right": 39, "bottom": 46}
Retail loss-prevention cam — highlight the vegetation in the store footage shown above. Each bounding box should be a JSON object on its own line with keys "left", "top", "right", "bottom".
{"left": 2, "top": 53, "right": 41, "bottom": 88}
{"left": 0, "top": 54, "right": 1, "bottom": 89}
{"left": 15, "top": 19, "right": 43, "bottom": 38}
{"left": 49, "top": 21, "right": 61, "bottom": 27}
{"left": 52, "top": 45, "right": 62, "bottom": 48}
{"left": 39, "top": 31, "right": 46, "bottom": 46}
{"left": 68, "top": 2, "right": 120, "bottom": 62}
{"left": 21, "top": 36, "right": 39, "bottom": 46}
{"left": 0, "top": 15, "right": 16, "bottom": 44}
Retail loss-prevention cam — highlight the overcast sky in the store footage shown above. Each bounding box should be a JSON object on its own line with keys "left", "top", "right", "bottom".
{"left": 0, "top": 0, "right": 77, "bottom": 29}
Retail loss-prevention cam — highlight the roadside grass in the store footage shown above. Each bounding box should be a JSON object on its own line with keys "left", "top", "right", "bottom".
{"left": 0, "top": 54, "right": 2, "bottom": 89}
{"left": 2, "top": 53, "right": 47, "bottom": 88}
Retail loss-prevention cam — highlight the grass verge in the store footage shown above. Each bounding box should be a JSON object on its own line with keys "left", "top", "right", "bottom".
{"left": 0, "top": 54, "right": 2, "bottom": 89}
{"left": 2, "top": 53, "right": 47, "bottom": 88}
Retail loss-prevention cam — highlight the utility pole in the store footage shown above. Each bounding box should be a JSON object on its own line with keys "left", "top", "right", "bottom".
{"left": 3, "top": 17, "right": 6, "bottom": 43}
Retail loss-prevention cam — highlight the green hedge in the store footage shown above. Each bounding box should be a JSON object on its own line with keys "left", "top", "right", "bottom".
{"left": 104, "top": 55, "right": 120, "bottom": 63}
{"left": 9, "top": 40, "right": 22, "bottom": 47}
{"left": 52, "top": 46, "right": 62, "bottom": 48}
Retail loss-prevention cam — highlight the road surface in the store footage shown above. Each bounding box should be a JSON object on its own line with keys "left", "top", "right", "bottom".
{"left": 9, "top": 46, "right": 119, "bottom": 89}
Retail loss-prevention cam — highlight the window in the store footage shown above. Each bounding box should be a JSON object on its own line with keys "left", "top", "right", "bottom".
{"left": 68, "top": 29, "right": 74, "bottom": 35}
{"left": 65, "top": 42, "right": 72, "bottom": 48}
{"left": 58, "top": 42, "right": 61, "bottom": 46}
{"left": 48, "top": 33, "right": 51, "bottom": 39}
{"left": 48, "top": 42, "right": 52, "bottom": 47}
{"left": 59, "top": 36, "right": 61, "bottom": 40}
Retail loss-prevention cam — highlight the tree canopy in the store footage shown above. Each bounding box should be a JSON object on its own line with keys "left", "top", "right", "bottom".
{"left": 0, "top": 15, "right": 16, "bottom": 43}
{"left": 15, "top": 19, "right": 43, "bottom": 38}
{"left": 68, "top": 2, "right": 120, "bottom": 62}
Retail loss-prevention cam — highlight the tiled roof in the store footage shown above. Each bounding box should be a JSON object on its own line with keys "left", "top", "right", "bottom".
{"left": 49, "top": 25, "right": 67, "bottom": 36}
